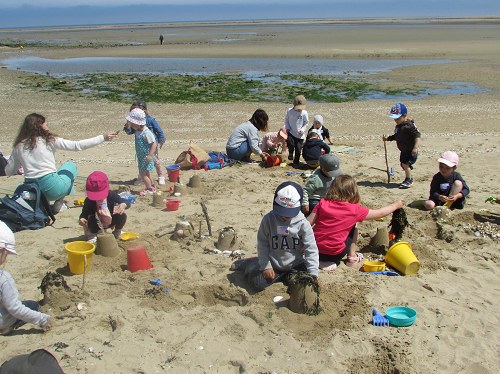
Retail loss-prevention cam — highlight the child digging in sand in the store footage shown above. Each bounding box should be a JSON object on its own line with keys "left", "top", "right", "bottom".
{"left": 79, "top": 171, "right": 131, "bottom": 243}
{"left": 302, "top": 153, "right": 342, "bottom": 216}
{"left": 230, "top": 181, "right": 319, "bottom": 291}
{"left": 0, "top": 221, "right": 51, "bottom": 335}
{"left": 307, "top": 175, "right": 404, "bottom": 271}
{"left": 125, "top": 108, "right": 157, "bottom": 195}
{"left": 383, "top": 103, "right": 421, "bottom": 189}
{"left": 424, "top": 151, "right": 470, "bottom": 210}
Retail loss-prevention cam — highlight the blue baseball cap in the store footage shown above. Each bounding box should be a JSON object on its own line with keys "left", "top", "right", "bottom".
{"left": 388, "top": 103, "right": 407, "bottom": 119}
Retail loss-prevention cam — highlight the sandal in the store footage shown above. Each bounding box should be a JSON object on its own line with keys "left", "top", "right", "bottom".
{"left": 319, "top": 261, "right": 337, "bottom": 272}
{"left": 345, "top": 252, "right": 364, "bottom": 267}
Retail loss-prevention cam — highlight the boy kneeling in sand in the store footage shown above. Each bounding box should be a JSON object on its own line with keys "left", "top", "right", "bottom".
{"left": 230, "top": 182, "right": 319, "bottom": 291}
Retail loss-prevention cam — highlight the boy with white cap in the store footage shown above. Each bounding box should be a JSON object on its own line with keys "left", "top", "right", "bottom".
{"left": 307, "top": 114, "right": 333, "bottom": 145}
{"left": 230, "top": 181, "right": 319, "bottom": 291}
{"left": 424, "top": 151, "right": 470, "bottom": 210}
{"left": 0, "top": 221, "right": 51, "bottom": 335}
{"left": 383, "top": 103, "right": 421, "bottom": 188}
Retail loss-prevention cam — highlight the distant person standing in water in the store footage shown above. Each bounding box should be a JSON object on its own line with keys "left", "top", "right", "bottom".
{"left": 159, "top": 34, "right": 164, "bottom": 45}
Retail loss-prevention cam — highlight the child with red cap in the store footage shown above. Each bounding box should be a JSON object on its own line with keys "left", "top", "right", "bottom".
{"left": 0, "top": 221, "right": 51, "bottom": 335}
{"left": 424, "top": 151, "right": 470, "bottom": 210}
{"left": 79, "top": 171, "right": 131, "bottom": 242}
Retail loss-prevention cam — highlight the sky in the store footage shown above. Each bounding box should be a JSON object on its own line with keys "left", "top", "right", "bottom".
{"left": 0, "top": 0, "right": 499, "bottom": 28}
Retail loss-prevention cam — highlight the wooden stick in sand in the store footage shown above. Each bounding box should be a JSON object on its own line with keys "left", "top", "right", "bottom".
{"left": 200, "top": 200, "right": 212, "bottom": 237}
{"left": 383, "top": 139, "right": 391, "bottom": 184}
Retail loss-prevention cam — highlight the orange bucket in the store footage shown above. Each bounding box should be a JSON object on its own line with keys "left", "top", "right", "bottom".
{"left": 266, "top": 155, "right": 282, "bottom": 168}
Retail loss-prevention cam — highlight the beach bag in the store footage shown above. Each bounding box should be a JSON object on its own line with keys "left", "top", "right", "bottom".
{"left": 204, "top": 151, "right": 228, "bottom": 171}
{"left": 175, "top": 142, "right": 210, "bottom": 170}
{"left": 0, "top": 182, "right": 55, "bottom": 232}
{"left": 0, "top": 348, "right": 64, "bottom": 374}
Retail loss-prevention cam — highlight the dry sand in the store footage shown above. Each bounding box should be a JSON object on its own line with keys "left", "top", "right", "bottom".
{"left": 0, "top": 19, "right": 499, "bottom": 373}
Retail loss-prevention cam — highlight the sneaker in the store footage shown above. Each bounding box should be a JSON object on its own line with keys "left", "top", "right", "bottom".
{"left": 133, "top": 177, "right": 143, "bottom": 186}
{"left": 87, "top": 236, "right": 97, "bottom": 244}
{"left": 52, "top": 199, "right": 68, "bottom": 214}
{"left": 230, "top": 258, "right": 247, "bottom": 271}
{"left": 399, "top": 178, "right": 413, "bottom": 189}
{"left": 319, "top": 261, "right": 338, "bottom": 272}
{"left": 158, "top": 176, "right": 166, "bottom": 185}
{"left": 139, "top": 187, "right": 156, "bottom": 196}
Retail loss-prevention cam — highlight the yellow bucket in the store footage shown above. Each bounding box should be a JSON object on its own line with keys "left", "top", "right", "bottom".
{"left": 65, "top": 241, "right": 95, "bottom": 275}
{"left": 385, "top": 241, "right": 420, "bottom": 275}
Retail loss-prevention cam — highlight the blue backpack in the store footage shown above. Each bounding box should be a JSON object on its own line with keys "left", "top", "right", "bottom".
{"left": 0, "top": 182, "right": 55, "bottom": 232}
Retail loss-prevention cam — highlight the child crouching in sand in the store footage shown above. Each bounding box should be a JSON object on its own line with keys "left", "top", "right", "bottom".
{"left": 79, "top": 171, "right": 130, "bottom": 242}
{"left": 307, "top": 175, "right": 404, "bottom": 271}
{"left": 424, "top": 151, "right": 470, "bottom": 210}
{"left": 230, "top": 181, "right": 319, "bottom": 291}
{"left": 0, "top": 221, "right": 51, "bottom": 335}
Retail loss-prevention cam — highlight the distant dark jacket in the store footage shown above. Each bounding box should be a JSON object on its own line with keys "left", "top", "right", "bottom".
{"left": 302, "top": 138, "right": 330, "bottom": 162}
{"left": 386, "top": 120, "right": 421, "bottom": 153}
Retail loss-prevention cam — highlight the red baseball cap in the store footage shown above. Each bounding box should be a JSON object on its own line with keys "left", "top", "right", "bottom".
{"left": 86, "top": 171, "right": 109, "bottom": 201}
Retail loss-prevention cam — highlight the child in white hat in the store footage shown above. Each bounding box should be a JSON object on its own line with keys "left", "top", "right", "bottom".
{"left": 125, "top": 108, "right": 158, "bottom": 195}
{"left": 424, "top": 151, "right": 470, "bottom": 210}
{"left": 230, "top": 181, "right": 319, "bottom": 291}
{"left": 0, "top": 221, "right": 51, "bottom": 335}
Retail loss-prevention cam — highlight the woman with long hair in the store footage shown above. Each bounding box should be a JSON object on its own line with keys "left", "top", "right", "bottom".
{"left": 5, "top": 113, "right": 118, "bottom": 213}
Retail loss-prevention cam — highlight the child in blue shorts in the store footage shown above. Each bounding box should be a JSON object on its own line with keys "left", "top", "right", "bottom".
{"left": 383, "top": 103, "right": 421, "bottom": 189}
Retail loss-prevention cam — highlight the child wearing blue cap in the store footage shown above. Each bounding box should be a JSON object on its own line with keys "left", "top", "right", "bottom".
{"left": 383, "top": 103, "right": 421, "bottom": 188}
{"left": 230, "top": 181, "right": 319, "bottom": 291}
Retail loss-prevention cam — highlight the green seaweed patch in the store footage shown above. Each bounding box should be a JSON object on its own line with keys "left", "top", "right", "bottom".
{"left": 20, "top": 72, "right": 413, "bottom": 104}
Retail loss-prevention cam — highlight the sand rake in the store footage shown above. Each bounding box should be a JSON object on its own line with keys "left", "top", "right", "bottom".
{"left": 372, "top": 308, "right": 389, "bottom": 327}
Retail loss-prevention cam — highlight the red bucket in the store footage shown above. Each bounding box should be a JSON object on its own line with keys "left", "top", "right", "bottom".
{"left": 166, "top": 164, "right": 180, "bottom": 182}
{"left": 127, "top": 245, "right": 153, "bottom": 273}
{"left": 165, "top": 198, "right": 180, "bottom": 211}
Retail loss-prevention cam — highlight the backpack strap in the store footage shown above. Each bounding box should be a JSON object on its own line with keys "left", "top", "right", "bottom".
{"left": 41, "top": 192, "right": 56, "bottom": 226}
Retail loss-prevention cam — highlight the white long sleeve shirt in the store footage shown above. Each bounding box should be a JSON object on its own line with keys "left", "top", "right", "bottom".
{"left": 284, "top": 108, "right": 309, "bottom": 140}
{"left": 6, "top": 135, "right": 104, "bottom": 179}
{"left": 0, "top": 270, "right": 49, "bottom": 330}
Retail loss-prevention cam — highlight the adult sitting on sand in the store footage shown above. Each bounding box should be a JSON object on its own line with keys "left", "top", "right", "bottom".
{"left": 226, "top": 109, "right": 270, "bottom": 163}
{"left": 5, "top": 113, "right": 118, "bottom": 213}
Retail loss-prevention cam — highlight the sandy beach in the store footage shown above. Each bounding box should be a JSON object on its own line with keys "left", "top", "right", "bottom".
{"left": 0, "top": 18, "right": 499, "bottom": 373}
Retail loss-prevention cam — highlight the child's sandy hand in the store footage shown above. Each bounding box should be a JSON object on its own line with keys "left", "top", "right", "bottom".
{"left": 79, "top": 218, "right": 88, "bottom": 227}
{"left": 114, "top": 203, "right": 126, "bottom": 214}
{"left": 262, "top": 268, "right": 275, "bottom": 280}
{"left": 394, "top": 198, "right": 404, "bottom": 209}
{"left": 382, "top": 135, "right": 388, "bottom": 141}
{"left": 145, "top": 155, "right": 152, "bottom": 162}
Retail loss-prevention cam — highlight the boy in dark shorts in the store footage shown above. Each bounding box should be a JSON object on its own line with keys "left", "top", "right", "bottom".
{"left": 383, "top": 103, "right": 421, "bottom": 188}
{"left": 424, "top": 151, "right": 470, "bottom": 210}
